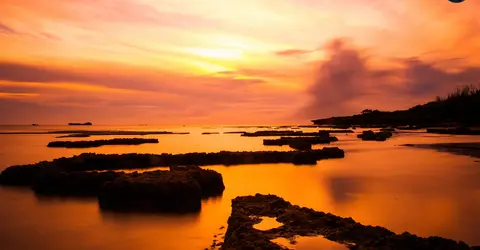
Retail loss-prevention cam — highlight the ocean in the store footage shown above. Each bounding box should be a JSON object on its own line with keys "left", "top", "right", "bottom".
{"left": 0, "top": 125, "right": 479, "bottom": 249}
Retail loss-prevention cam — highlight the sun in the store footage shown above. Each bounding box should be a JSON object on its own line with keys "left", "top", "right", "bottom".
{"left": 186, "top": 48, "right": 244, "bottom": 60}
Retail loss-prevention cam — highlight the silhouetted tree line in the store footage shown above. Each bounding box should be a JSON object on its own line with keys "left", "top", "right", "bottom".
{"left": 312, "top": 84, "right": 480, "bottom": 127}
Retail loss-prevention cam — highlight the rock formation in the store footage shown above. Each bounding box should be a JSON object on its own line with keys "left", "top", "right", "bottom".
{"left": 47, "top": 138, "right": 159, "bottom": 148}
{"left": 220, "top": 194, "right": 476, "bottom": 250}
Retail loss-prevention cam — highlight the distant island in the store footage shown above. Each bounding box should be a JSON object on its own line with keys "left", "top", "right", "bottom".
{"left": 68, "top": 122, "right": 92, "bottom": 126}
{"left": 312, "top": 85, "right": 480, "bottom": 128}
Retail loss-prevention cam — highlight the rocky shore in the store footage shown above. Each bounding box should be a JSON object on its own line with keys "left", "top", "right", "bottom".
{"left": 403, "top": 143, "right": 480, "bottom": 159}
{"left": 426, "top": 127, "right": 480, "bottom": 135}
{"left": 220, "top": 194, "right": 477, "bottom": 250}
{"left": 47, "top": 138, "right": 159, "bottom": 148}
{"left": 357, "top": 130, "right": 393, "bottom": 141}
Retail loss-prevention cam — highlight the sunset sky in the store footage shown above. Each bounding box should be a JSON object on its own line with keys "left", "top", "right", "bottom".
{"left": 0, "top": 0, "right": 479, "bottom": 125}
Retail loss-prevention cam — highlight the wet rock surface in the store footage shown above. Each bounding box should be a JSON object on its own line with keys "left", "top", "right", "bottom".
{"left": 357, "top": 130, "right": 393, "bottom": 141}
{"left": 287, "top": 140, "right": 312, "bottom": 151}
{"left": 47, "top": 138, "right": 159, "bottom": 148}
{"left": 221, "top": 194, "right": 475, "bottom": 250}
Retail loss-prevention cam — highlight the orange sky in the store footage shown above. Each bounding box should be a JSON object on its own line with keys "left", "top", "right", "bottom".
{"left": 0, "top": 0, "right": 479, "bottom": 125}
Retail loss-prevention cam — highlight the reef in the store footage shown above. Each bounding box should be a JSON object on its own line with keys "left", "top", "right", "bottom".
{"left": 0, "top": 162, "right": 224, "bottom": 213}
{"left": 47, "top": 138, "right": 159, "bottom": 148}
{"left": 287, "top": 140, "right": 312, "bottom": 151}
{"left": 220, "top": 194, "right": 476, "bottom": 250}
{"left": 0, "top": 148, "right": 344, "bottom": 188}
{"left": 56, "top": 134, "right": 91, "bottom": 138}
{"left": 242, "top": 130, "right": 353, "bottom": 137}
{"left": 98, "top": 166, "right": 225, "bottom": 212}
{"left": 68, "top": 122, "right": 92, "bottom": 126}
{"left": 0, "top": 130, "right": 190, "bottom": 136}
{"left": 357, "top": 130, "right": 393, "bottom": 141}
{"left": 202, "top": 132, "right": 220, "bottom": 135}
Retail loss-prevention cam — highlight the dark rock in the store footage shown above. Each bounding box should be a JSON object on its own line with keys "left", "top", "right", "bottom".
{"left": 33, "top": 170, "right": 121, "bottom": 196}
{"left": 47, "top": 138, "right": 159, "bottom": 148}
{"left": 263, "top": 135, "right": 338, "bottom": 146}
{"left": 288, "top": 140, "right": 312, "bottom": 151}
{"left": 242, "top": 130, "right": 353, "bottom": 137}
{"left": 357, "top": 130, "right": 393, "bottom": 141}
{"left": 426, "top": 127, "right": 480, "bottom": 135}
{"left": 202, "top": 132, "right": 220, "bottom": 135}
{"left": 221, "top": 194, "right": 474, "bottom": 250}
{"left": 0, "top": 149, "right": 346, "bottom": 181}
{"left": 68, "top": 122, "right": 92, "bottom": 126}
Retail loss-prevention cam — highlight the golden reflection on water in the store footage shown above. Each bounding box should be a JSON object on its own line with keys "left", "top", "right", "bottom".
{"left": 0, "top": 126, "right": 480, "bottom": 249}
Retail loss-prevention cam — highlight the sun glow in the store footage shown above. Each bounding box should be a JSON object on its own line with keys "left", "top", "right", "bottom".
{"left": 186, "top": 48, "right": 244, "bottom": 60}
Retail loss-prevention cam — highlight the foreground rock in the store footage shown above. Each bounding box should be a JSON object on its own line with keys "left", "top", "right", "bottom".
{"left": 47, "top": 138, "right": 159, "bottom": 148}
{"left": 1, "top": 163, "right": 224, "bottom": 213}
{"left": 357, "top": 130, "right": 393, "bottom": 141}
{"left": 221, "top": 194, "right": 476, "bottom": 250}
{"left": 98, "top": 166, "right": 224, "bottom": 212}
{"left": 403, "top": 143, "right": 480, "bottom": 159}
{"left": 243, "top": 130, "right": 353, "bottom": 137}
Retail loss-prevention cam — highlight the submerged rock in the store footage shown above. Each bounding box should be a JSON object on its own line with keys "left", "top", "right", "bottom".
{"left": 221, "top": 194, "right": 474, "bottom": 250}
{"left": 357, "top": 130, "right": 393, "bottom": 141}
{"left": 47, "top": 138, "right": 159, "bottom": 148}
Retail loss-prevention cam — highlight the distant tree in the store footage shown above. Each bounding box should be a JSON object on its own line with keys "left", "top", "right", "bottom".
{"left": 361, "top": 109, "right": 373, "bottom": 114}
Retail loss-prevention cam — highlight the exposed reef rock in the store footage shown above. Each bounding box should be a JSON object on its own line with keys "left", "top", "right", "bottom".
{"left": 202, "top": 132, "right": 220, "bottom": 135}
{"left": 56, "top": 134, "right": 91, "bottom": 138}
{"left": 242, "top": 130, "right": 353, "bottom": 137}
{"left": 47, "top": 138, "right": 159, "bottom": 148}
{"left": 223, "top": 131, "right": 247, "bottom": 134}
{"left": 68, "top": 122, "right": 92, "bottom": 126}
{"left": 221, "top": 194, "right": 475, "bottom": 250}
{"left": 357, "top": 130, "right": 393, "bottom": 141}
{"left": 287, "top": 140, "right": 312, "bottom": 151}
{"left": 33, "top": 170, "right": 121, "bottom": 196}
{"left": 426, "top": 127, "right": 480, "bottom": 135}
{"left": 0, "top": 149, "right": 345, "bottom": 181}
{"left": 263, "top": 135, "right": 338, "bottom": 146}
{"left": 98, "top": 166, "right": 224, "bottom": 212}
{"left": 1, "top": 161, "right": 224, "bottom": 213}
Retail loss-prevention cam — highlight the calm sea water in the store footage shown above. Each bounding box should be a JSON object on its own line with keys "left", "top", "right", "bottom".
{"left": 0, "top": 125, "right": 480, "bottom": 250}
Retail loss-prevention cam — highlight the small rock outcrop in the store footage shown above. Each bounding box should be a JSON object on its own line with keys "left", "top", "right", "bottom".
{"left": 357, "top": 130, "right": 393, "bottom": 141}
{"left": 287, "top": 140, "right": 312, "bottom": 151}
{"left": 47, "top": 138, "right": 159, "bottom": 148}
{"left": 221, "top": 194, "right": 475, "bottom": 250}
{"left": 242, "top": 130, "right": 353, "bottom": 137}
